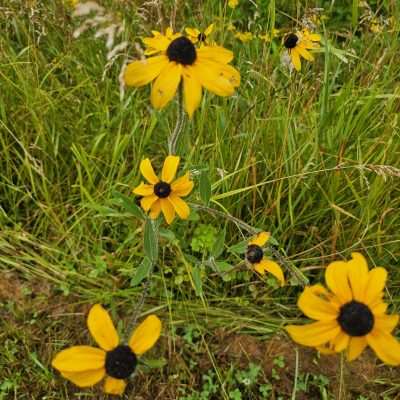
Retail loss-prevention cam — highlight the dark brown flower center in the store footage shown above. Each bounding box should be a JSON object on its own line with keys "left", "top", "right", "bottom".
{"left": 167, "top": 36, "right": 197, "bottom": 65}
{"left": 337, "top": 301, "right": 374, "bottom": 336}
{"left": 105, "top": 345, "right": 137, "bottom": 379}
{"left": 246, "top": 244, "right": 264, "bottom": 264}
{"left": 284, "top": 33, "right": 299, "bottom": 49}
{"left": 154, "top": 181, "right": 171, "bottom": 198}
{"left": 197, "top": 32, "right": 206, "bottom": 42}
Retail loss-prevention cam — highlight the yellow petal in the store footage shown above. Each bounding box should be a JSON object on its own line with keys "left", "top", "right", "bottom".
{"left": 197, "top": 46, "right": 233, "bottom": 64}
{"left": 151, "top": 62, "right": 182, "bottom": 109}
{"left": 347, "top": 253, "right": 369, "bottom": 302}
{"left": 183, "top": 67, "right": 202, "bottom": 118}
{"left": 307, "top": 33, "right": 321, "bottom": 41}
{"left": 149, "top": 199, "right": 162, "bottom": 219}
{"left": 290, "top": 50, "right": 301, "bottom": 71}
{"left": 87, "top": 304, "right": 119, "bottom": 351}
{"left": 140, "top": 195, "right": 158, "bottom": 212}
{"left": 248, "top": 231, "right": 270, "bottom": 247}
{"left": 161, "top": 155, "right": 180, "bottom": 183}
{"left": 297, "top": 285, "right": 338, "bottom": 321}
{"left": 296, "top": 45, "right": 314, "bottom": 61}
{"left": 133, "top": 182, "right": 154, "bottom": 196}
{"left": 104, "top": 376, "right": 127, "bottom": 395}
{"left": 52, "top": 346, "right": 106, "bottom": 372}
{"left": 374, "top": 314, "right": 399, "bottom": 333}
{"left": 347, "top": 337, "right": 367, "bottom": 361}
{"left": 185, "top": 27, "right": 199, "bottom": 37}
{"left": 191, "top": 60, "right": 236, "bottom": 97}
{"left": 366, "top": 330, "right": 400, "bottom": 365}
{"left": 317, "top": 342, "right": 336, "bottom": 355}
{"left": 364, "top": 267, "right": 387, "bottom": 306}
{"left": 325, "top": 260, "right": 352, "bottom": 304}
{"left": 171, "top": 172, "right": 194, "bottom": 196}
{"left": 286, "top": 320, "right": 341, "bottom": 347}
{"left": 140, "top": 158, "right": 159, "bottom": 184}
{"left": 205, "top": 23, "right": 214, "bottom": 36}
{"left": 124, "top": 55, "right": 168, "bottom": 87}
{"left": 371, "top": 301, "right": 388, "bottom": 315}
{"left": 255, "top": 259, "right": 285, "bottom": 286}
{"left": 332, "top": 331, "right": 350, "bottom": 352}
{"left": 168, "top": 194, "right": 190, "bottom": 219}
{"left": 160, "top": 198, "right": 175, "bottom": 224}
{"left": 60, "top": 368, "right": 105, "bottom": 387}
{"left": 217, "top": 63, "right": 241, "bottom": 87}
{"left": 129, "top": 315, "right": 162, "bottom": 356}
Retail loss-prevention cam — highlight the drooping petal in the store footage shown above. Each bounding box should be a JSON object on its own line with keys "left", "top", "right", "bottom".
{"left": 248, "top": 231, "right": 270, "bottom": 247}
{"left": 87, "top": 304, "right": 119, "bottom": 351}
{"left": 52, "top": 346, "right": 106, "bottom": 372}
{"left": 149, "top": 199, "right": 162, "bottom": 219}
{"left": 151, "top": 62, "right": 182, "bottom": 110}
{"left": 286, "top": 320, "right": 341, "bottom": 347}
{"left": 161, "top": 155, "right": 180, "bottom": 183}
{"left": 332, "top": 331, "right": 350, "bottom": 352}
{"left": 347, "top": 253, "right": 369, "bottom": 302}
{"left": 60, "top": 368, "right": 105, "bottom": 387}
{"left": 364, "top": 267, "right": 387, "bottom": 307}
{"left": 297, "top": 285, "right": 338, "bottom": 321}
{"left": 160, "top": 198, "right": 175, "bottom": 224}
{"left": 325, "top": 260, "right": 352, "bottom": 304}
{"left": 104, "top": 376, "right": 127, "bottom": 395}
{"left": 133, "top": 182, "right": 154, "bottom": 196}
{"left": 129, "top": 315, "right": 162, "bottom": 356}
{"left": 347, "top": 337, "right": 367, "bottom": 361}
{"left": 124, "top": 55, "right": 168, "bottom": 87}
{"left": 182, "top": 67, "right": 203, "bottom": 118}
{"left": 197, "top": 46, "right": 233, "bottom": 64}
{"left": 374, "top": 314, "right": 399, "bottom": 333}
{"left": 140, "top": 195, "right": 158, "bottom": 212}
{"left": 254, "top": 259, "right": 285, "bottom": 286}
{"left": 140, "top": 159, "right": 159, "bottom": 184}
{"left": 168, "top": 194, "right": 190, "bottom": 219}
{"left": 290, "top": 49, "right": 301, "bottom": 71}
{"left": 204, "top": 23, "right": 215, "bottom": 36}
{"left": 171, "top": 172, "right": 194, "bottom": 197}
{"left": 296, "top": 45, "right": 314, "bottom": 61}
{"left": 366, "top": 330, "right": 400, "bottom": 365}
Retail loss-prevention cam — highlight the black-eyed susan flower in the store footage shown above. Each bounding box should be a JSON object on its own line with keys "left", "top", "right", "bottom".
{"left": 234, "top": 31, "right": 253, "bottom": 43}
{"left": 286, "top": 253, "right": 400, "bottom": 365}
{"left": 133, "top": 156, "right": 194, "bottom": 225}
{"left": 52, "top": 304, "right": 161, "bottom": 395}
{"left": 185, "top": 24, "right": 215, "bottom": 45}
{"left": 282, "top": 29, "right": 320, "bottom": 71}
{"left": 124, "top": 29, "right": 240, "bottom": 118}
{"left": 246, "top": 231, "right": 285, "bottom": 286}
{"left": 228, "top": 0, "right": 239, "bottom": 9}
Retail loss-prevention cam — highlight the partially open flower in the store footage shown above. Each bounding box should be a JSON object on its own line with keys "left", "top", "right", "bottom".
{"left": 133, "top": 156, "right": 194, "bottom": 224}
{"left": 52, "top": 304, "right": 162, "bottom": 395}
{"left": 286, "top": 253, "right": 400, "bottom": 365}
{"left": 246, "top": 231, "right": 285, "bottom": 286}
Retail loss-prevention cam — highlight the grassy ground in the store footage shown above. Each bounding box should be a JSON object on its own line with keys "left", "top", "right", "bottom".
{"left": 1, "top": 0, "right": 400, "bottom": 398}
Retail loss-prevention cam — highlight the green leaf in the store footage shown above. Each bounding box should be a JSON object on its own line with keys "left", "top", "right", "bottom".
{"left": 144, "top": 219, "right": 158, "bottom": 262}
{"left": 211, "top": 227, "right": 226, "bottom": 258}
{"left": 130, "top": 257, "right": 152, "bottom": 287}
{"left": 112, "top": 191, "right": 145, "bottom": 219}
{"left": 199, "top": 170, "right": 211, "bottom": 205}
{"left": 159, "top": 228, "right": 177, "bottom": 243}
{"left": 142, "top": 357, "right": 167, "bottom": 369}
{"left": 229, "top": 240, "right": 247, "bottom": 254}
{"left": 191, "top": 265, "right": 203, "bottom": 296}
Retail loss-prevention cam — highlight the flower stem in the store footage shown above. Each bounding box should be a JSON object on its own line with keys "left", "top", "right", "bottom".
{"left": 168, "top": 85, "right": 185, "bottom": 155}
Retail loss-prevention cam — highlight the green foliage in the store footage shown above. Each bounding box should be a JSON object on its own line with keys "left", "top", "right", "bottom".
{"left": 190, "top": 224, "right": 218, "bottom": 253}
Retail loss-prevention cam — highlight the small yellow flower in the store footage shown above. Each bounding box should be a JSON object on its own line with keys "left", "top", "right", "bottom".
{"left": 286, "top": 253, "right": 400, "bottom": 365}
{"left": 52, "top": 305, "right": 162, "bottom": 395}
{"left": 234, "top": 31, "right": 253, "bottom": 43}
{"left": 246, "top": 232, "right": 285, "bottom": 286}
{"left": 228, "top": 0, "right": 239, "bottom": 9}
{"left": 282, "top": 29, "right": 321, "bottom": 71}
{"left": 125, "top": 29, "right": 240, "bottom": 117}
{"left": 227, "top": 23, "right": 236, "bottom": 32}
{"left": 185, "top": 24, "right": 215, "bottom": 45}
{"left": 133, "top": 156, "right": 194, "bottom": 224}
{"left": 259, "top": 28, "right": 280, "bottom": 42}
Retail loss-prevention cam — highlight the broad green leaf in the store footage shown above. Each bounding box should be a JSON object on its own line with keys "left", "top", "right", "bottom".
{"left": 144, "top": 219, "right": 158, "bottom": 262}
{"left": 191, "top": 265, "right": 203, "bottom": 296}
{"left": 199, "top": 170, "right": 211, "bottom": 205}
{"left": 112, "top": 191, "right": 145, "bottom": 219}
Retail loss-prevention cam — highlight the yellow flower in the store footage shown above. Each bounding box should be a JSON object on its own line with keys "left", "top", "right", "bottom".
{"left": 259, "top": 28, "right": 280, "bottom": 42}
{"left": 142, "top": 28, "right": 181, "bottom": 56}
{"left": 246, "top": 232, "right": 285, "bottom": 286}
{"left": 185, "top": 24, "right": 215, "bottom": 45}
{"left": 125, "top": 30, "right": 240, "bottom": 118}
{"left": 234, "top": 31, "right": 253, "bottom": 43}
{"left": 228, "top": 0, "right": 239, "bottom": 9}
{"left": 227, "top": 23, "right": 236, "bottom": 32}
{"left": 52, "top": 304, "right": 161, "bottom": 395}
{"left": 282, "top": 29, "right": 320, "bottom": 71}
{"left": 133, "top": 156, "right": 194, "bottom": 225}
{"left": 286, "top": 253, "right": 400, "bottom": 365}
